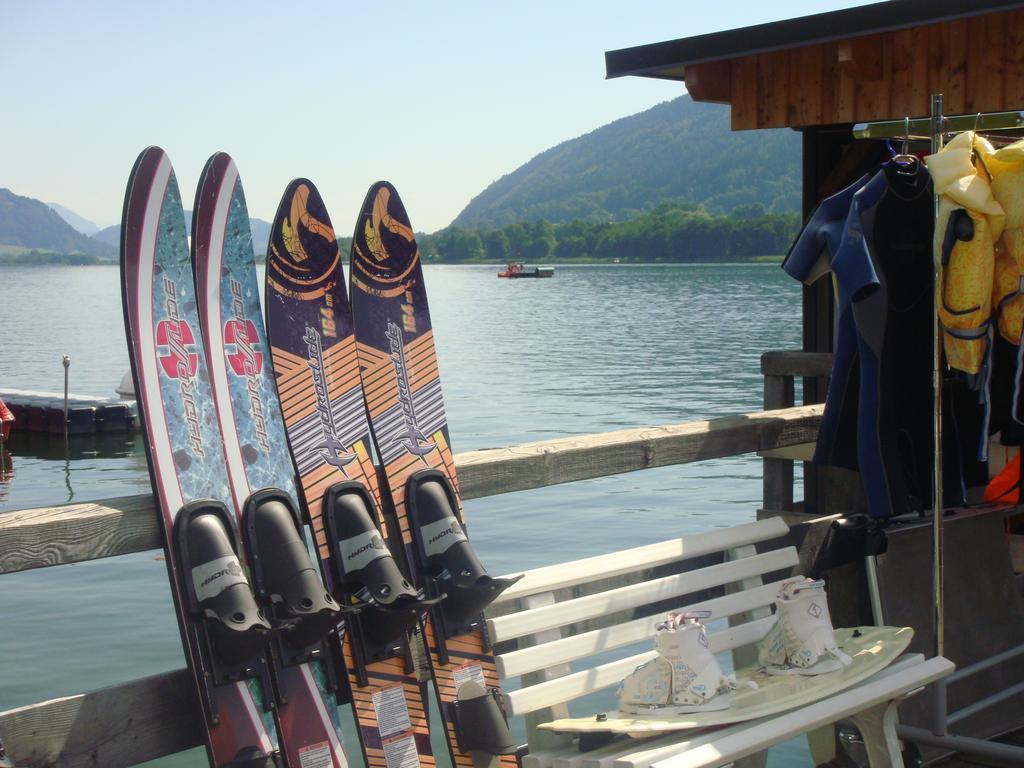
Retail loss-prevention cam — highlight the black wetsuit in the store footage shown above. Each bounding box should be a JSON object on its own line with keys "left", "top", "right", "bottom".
{"left": 786, "top": 162, "right": 985, "bottom": 517}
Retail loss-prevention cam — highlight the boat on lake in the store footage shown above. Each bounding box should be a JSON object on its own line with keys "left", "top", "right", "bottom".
{"left": 498, "top": 262, "right": 554, "bottom": 278}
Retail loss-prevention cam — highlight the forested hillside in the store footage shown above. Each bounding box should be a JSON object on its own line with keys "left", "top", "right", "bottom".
{"left": 421, "top": 202, "right": 798, "bottom": 263}
{"left": 452, "top": 95, "right": 800, "bottom": 228}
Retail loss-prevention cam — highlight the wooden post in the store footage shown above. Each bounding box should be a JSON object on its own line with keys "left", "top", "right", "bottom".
{"left": 762, "top": 373, "right": 795, "bottom": 513}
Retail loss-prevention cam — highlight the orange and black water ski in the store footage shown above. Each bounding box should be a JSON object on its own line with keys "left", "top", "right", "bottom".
{"left": 349, "top": 181, "right": 522, "bottom": 768}
{"left": 265, "top": 178, "right": 439, "bottom": 768}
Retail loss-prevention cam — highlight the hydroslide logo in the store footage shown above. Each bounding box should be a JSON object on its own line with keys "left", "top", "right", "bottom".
{"left": 156, "top": 320, "right": 198, "bottom": 380}
{"left": 192, "top": 554, "right": 248, "bottom": 602}
{"left": 346, "top": 534, "right": 386, "bottom": 562}
{"left": 427, "top": 520, "right": 462, "bottom": 548}
{"left": 304, "top": 326, "right": 357, "bottom": 470}
{"left": 158, "top": 277, "right": 204, "bottom": 456}
{"left": 200, "top": 558, "right": 243, "bottom": 591}
{"left": 225, "top": 279, "right": 270, "bottom": 452}
{"left": 385, "top": 321, "right": 435, "bottom": 457}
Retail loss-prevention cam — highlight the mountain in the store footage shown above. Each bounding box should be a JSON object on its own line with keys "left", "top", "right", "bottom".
{"left": 91, "top": 224, "right": 119, "bottom": 247}
{"left": 250, "top": 219, "right": 271, "bottom": 253}
{"left": 47, "top": 203, "right": 100, "bottom": 235}
{"left": 0, "top": 189, "right": 116, "bottom": 259}
{"left": 90, "top": 214, "right": 273, "bottom": 254}
{"left": 452, "top": 95, "right": 801, "bottom": 229}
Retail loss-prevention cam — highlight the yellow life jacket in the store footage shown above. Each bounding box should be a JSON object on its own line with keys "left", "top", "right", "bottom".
{"left": 925, "top": 131, "right": 1007, "bottom": 375}
{"left": 983, "top": 139, "right": 1024, "bottom": 344}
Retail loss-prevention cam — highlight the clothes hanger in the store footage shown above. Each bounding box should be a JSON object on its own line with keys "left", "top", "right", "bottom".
{"left": 970, "top": 112, "right": 994, "bottom": 182}
{"left": 892, "top": 116, "right": 920, "bottom": 175}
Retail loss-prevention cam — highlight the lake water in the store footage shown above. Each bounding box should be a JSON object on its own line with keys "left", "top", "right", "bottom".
{"left": 0, "top": 263, "right": 807, "bottom": 766}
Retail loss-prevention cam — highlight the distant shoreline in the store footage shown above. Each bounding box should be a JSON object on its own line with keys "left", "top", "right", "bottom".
{"left": 423, "top": 253, "right": 785, "bottom": 265}
{"left": 1, "top": 253, "right": 785, "bottom": 267}
{"left": 0, "top": 253, "right": 270, "bottom": 266}
{"left": 0, "top": 251, "right": 110, "bottom": 266}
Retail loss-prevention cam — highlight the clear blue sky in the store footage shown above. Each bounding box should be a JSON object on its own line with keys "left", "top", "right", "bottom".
{"left": 3, "top": 1, "right": 871, "bottom": 234}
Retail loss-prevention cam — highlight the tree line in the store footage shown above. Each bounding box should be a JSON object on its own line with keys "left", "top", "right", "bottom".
{"left": 411, "top": 202, "right": 800, "bottom": 264}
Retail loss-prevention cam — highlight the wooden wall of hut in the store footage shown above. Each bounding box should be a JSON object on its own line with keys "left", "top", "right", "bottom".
{"left": 686, "top": 10, "right": 1024, "bottom": 128}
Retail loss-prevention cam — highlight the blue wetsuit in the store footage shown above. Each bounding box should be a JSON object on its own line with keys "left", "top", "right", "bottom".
{"left": 783, "top": 174, "right": 870, "bottom": 473}
{"left": 785, "top": 163, "right": 984, "bottom": 517}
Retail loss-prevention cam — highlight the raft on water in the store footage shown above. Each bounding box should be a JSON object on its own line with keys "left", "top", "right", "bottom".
{"left": 0, "top": 389, "right": 136, "bottom": 434}
{"left": 498, "top": 262, "right": 554, "bottom": 278}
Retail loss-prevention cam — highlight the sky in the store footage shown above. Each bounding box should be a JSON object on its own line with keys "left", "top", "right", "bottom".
{"left": 3, "top": 0, "right": 873, "bottom": 235}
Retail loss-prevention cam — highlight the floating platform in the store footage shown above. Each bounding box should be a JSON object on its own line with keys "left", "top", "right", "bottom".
{"left": 0, "top": 389, "right": 137, "bottom": 435}
{"left": 498, "top": 263, "right": 555, "bottom": 278}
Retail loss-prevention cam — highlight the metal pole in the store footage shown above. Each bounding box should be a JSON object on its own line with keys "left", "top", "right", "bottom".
{"left": 62, "top": 354, "right": 71, "bottom": 441}
{"left": 897, "top": 725, "right": 1024, "bottom": 763}
{"left": 930, "top": 93, "right": 945, "bottom": 659}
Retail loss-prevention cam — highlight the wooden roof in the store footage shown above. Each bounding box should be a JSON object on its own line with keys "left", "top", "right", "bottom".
{"left": 605, "top": 0, "right": 1024, "bottom": 130}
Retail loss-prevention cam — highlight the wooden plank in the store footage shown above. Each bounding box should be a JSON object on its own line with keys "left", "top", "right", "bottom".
{"left": 0, "top": 668, "right": 203, "bottom": 768}
{"left": 789, "top": 45, "right": 823, "bottom": 127}
{"left": 853, "top": 35, "right": 891, "bottom": 124}
{"left": 760, "top": 351, "right": 833, "bottom": 378}
{"left": 837, "top": 37, "right": 883, "bottom": 81}
{"left": 724, "top": 544, "right": 774, "bottom": 671}
{"left": 730, "top": 57, "right": 759, "bottom": 131}
{"left": 457, "top": 405, "right": 823, "bottom": 501}
{"left": 823, "top": 39, "right": 863, "bottom": 124}
{"left": 603, "top": 725, "right": 753, "bottom": 768}
{"left": 763, "top": 374, "right": 792, "bottom": 408}
{"left": 523, "top": 743, "right": 580, "bottom": 768}
{"left": 763, "top": 456, "right": 794, "bottom": 512}
{"left": 756, "top": 51, "right": 790, "bottom": 129}
{"left": 889, "top": 28, "right": 929, "bottom": 120}
{"left": 966, "top": 14, "right": 1006, "bottom": 115}
{"left": 0, "top": 494, "right": 162, "bottom": 575}
{"left": 0, "top": 406, "right": 823, "bottom": 575}
{"left": 495, "top": 518, "right": 789, "bottom": 604}
{"left": 489, "top": 548, "right": 798, "bottom": 642}
{"left": 578, "top": 733, "right": 696, "bottom": 768}
{"left": 520, "top": 592, "right": 574, "bottom": 753}
{"left": 685, "top": 61, "right": 731, "bottom": 104}
{"left": 1004, "top": 10, "right": 1024, "bottom": 111}
{"left": 939, "top": 18, "right": 968, "bottom": 116}
{"left": 762, "top": 373, "right": 796, "bottom": 511}
{"left": 758, "top": 443, "right": 815, "bottom": 462}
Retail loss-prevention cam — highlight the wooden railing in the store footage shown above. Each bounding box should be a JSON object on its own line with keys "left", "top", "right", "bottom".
{"left": 0, "top": 356, "right": 826, "bottom": 767}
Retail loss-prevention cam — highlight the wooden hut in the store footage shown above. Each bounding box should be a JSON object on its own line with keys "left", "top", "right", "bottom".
{"left": 606, "top": 0, "right": 1024, "bottom": 762}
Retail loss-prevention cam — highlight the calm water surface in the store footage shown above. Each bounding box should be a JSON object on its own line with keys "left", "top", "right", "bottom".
{"left": 0, "top": 263, "right": 806, "bottom": 766}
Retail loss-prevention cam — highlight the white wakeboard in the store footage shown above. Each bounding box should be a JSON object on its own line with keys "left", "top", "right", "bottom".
{"left": 538, "top": 626, "right": 913, "bottom": 735}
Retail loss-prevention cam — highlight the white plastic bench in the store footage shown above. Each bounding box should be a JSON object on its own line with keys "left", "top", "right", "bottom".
{"left": 487, "top": 517, "right": 954, "bottom": 768}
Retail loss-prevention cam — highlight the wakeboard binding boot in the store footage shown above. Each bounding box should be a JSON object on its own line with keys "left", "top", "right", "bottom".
{"left": 758, "top": 577, "right": 852, "bottom": 676}
{"left": 618, "top": 611, "right": 733, "bottom": 715}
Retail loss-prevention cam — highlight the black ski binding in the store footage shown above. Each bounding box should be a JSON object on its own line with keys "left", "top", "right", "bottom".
{"left": 324, "top": 480, "right": 443, "bottom": 683}
{"left": 175, "top": 500, "right": 275, "bottom": 725}
{"left": 406, "top": 469, "right": 522, "bottom": 646}
{"left": 243, "top": 488, "right": 349, "bottom": 675}
{"left": 450, "top": 679, "right": 517, "bottom": 757}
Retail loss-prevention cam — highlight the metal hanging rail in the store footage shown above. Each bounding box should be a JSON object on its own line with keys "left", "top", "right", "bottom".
{"left": 852, "top": 109, "right": 1024, "bottom": 139}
